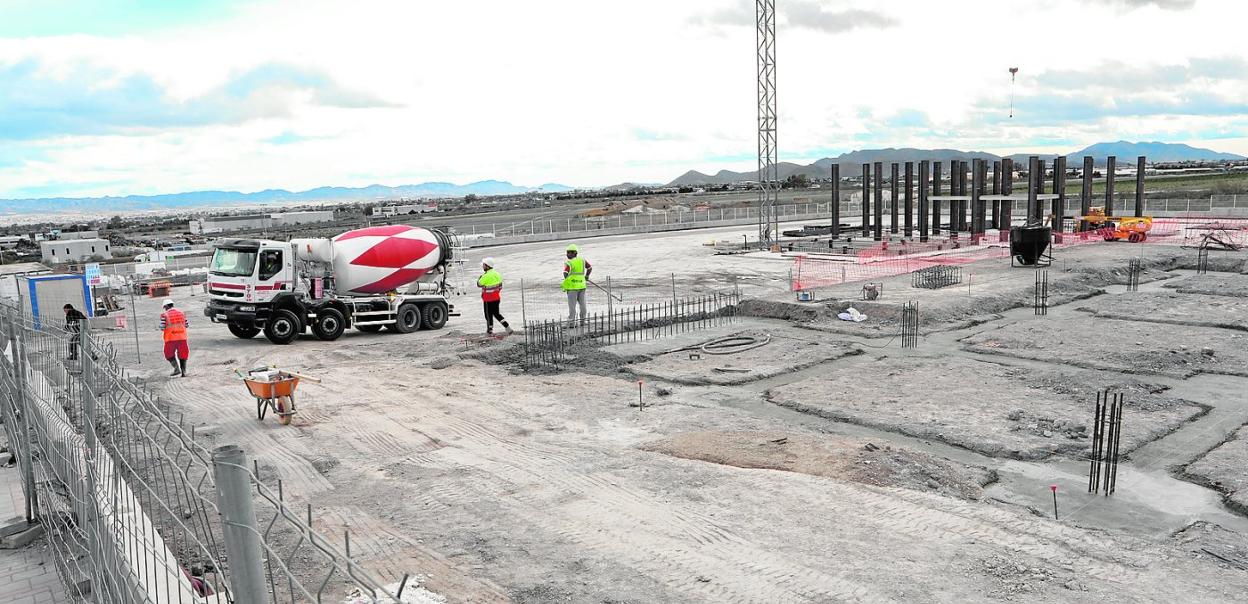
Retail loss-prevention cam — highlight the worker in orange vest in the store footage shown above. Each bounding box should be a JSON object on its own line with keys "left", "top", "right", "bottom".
{"left": 159, "top": 298, "right": 190, "bottom": 377}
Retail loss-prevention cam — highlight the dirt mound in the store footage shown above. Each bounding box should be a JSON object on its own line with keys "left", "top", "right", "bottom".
{"left": 639, "top": 430, "right": 995, "bottom": 500}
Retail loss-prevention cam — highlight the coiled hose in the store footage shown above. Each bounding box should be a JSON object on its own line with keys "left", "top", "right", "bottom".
{"left": 665, "top": 334, "right": 771, "bottom": 356}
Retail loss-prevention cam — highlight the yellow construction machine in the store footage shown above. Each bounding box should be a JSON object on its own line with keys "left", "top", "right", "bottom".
{"left": 1077, "top": 207, "right": 1153, "bottom": 242}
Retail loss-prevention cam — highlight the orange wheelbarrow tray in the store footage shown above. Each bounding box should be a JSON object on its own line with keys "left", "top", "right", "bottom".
{"left": 238, "top": 369, "right": 319, "bottom": 425}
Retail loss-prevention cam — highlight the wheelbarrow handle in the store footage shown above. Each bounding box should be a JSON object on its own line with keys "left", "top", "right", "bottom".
{"left": 282, "top": 370, "right": 321, "bottom": 384}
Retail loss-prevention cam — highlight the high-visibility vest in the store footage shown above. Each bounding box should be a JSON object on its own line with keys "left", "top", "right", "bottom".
{"left": 477, "top": 269, "right": 503, "bottom": 301}
{"left": 162, "top": 309, "right": 187, "bottom": 342}
{"left": 562, "top": 257, "right": 587, "bottom": 291}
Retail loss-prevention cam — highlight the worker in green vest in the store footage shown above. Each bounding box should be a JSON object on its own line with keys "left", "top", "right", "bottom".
{"left": 477, "top": 257, "right": 511, "bottom": 335}
{"left": 562, "top": 244, "right": 592, "bottom": 325}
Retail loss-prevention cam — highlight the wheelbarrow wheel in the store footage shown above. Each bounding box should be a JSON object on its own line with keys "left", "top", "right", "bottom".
{"left": 276, "top": 396, "right": 293, "bottom": 425}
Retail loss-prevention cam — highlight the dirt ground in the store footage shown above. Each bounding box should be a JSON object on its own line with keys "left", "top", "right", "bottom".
{"left": 963, "top": 316, "right": 1248, "bottom": 378}
{"left": 1184, "top": 426, "right": 1248, "bottom": 515}
{"left": 639, "top": 430, "right": 995, "bottom": 500}
{"left": 615, "top": 326, "right": 860, "bottom": 386}
{"left": 113, "top": 232, "right": 1248, "bottom": 603}
{"left": 767, "top": 354, "right": 1205, "bottom": 460}
{"left": 1075, "top": 289, "right": 1248, "bottom": 332}
{"left": 1164, "top": 271, "right": 1248, "bottom": 297}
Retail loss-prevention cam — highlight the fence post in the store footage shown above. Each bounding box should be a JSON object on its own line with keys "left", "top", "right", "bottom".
{"left": 129, "top": 282, "right": 142, "bottom": 363}
{"left": 4, "top": 314, "right": 37, "bottom": 522}
{"left": 671, "top": 273, "right": 678, "bottom": 308}
{"left": 212, "top": 445, "right": 270, "bottom": 604}
{"left": 81, "top": 325, "right": 98, "bottom": 451}
{"left": 606, "top": 276, "right": 613, "bottom": 317}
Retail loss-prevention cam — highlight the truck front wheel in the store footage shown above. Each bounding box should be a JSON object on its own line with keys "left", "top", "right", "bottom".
{"left": 421, "top": 302, "right": 448, "bottom": 330}
{"left": 312, "top": 308, "right": 346, "bottom": 341}
{"left": 389, "top": 303, "right": 421, "bottom": 334}
{"left": 264, "top": 310, "right": 302, "bottom": 345}
{"left": 228, "top": 323, "right": 261, "bottom": 339}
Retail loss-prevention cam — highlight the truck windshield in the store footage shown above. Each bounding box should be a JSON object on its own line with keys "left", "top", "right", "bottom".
{"left": 209, "top": 248, "right": 257, "bottom": 277}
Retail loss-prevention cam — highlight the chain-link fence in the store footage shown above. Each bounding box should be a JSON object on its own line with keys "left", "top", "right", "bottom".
{"left": 0, "top": 301, "right": 412, "bottom": 603}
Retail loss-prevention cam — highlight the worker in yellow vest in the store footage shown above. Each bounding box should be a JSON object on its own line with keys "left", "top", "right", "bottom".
{"left": 477, "top": 257, "right": 512, "bottom": 335}
{"left": 159, "top": 298, "right": 190, "bottom": 377}
{"left": 562, "top": 244, "right": 592, "bottom": 325}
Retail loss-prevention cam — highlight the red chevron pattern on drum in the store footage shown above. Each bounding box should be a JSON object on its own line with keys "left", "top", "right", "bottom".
{"left": 329, "top": 225, "right": 444, "bottom": 294}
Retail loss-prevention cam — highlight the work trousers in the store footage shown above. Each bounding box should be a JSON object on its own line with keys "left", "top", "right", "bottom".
{"left": 483, "top": 300, "right": 508, "bottom": 331}
{"left": 67, "top": 332, "right": 81, "bottom": 360}
{"left": 566, "top": 289, "right": 587, "bottom": 324}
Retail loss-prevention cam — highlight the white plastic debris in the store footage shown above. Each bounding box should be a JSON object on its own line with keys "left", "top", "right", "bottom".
{"left": 342, "top": 578, "right": 446, "bottom": 604}
{"left": 837, "top": 307, "right": 867, "bottom": 322}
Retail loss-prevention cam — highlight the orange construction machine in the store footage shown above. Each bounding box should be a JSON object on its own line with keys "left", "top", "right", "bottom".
{"left": 1077, "top": 208, "right": 1153, "bottom": 243}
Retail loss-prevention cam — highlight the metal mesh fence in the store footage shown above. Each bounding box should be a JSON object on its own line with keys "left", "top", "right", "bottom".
{"left": 0, "top": 301, "right": 409, "bottom": 603}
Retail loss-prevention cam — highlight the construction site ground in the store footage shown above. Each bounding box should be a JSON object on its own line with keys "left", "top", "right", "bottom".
{"left": 112, "top": 223, "right": 1248, "bottom": 602}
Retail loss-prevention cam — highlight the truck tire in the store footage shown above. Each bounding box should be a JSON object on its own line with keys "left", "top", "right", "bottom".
{"left": 312, "top": 308, "right": 346, "bottom": 341}
{"left": 264, "top": 309, "right": 302, "bottom": 345}
{"left": 356, "top": 324, "right": 383, "bottom": 333}
{"left": 421, "top": 302, "right": 448, "bottom": 330}
{"left": 389, "top": 303, "right": 421, "bottom": 334}
{"left": 228, "top": 323, "right": 261, "bottom": 339}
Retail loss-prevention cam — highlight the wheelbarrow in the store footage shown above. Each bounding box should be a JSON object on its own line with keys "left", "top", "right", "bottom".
{"left": 236, "top": 367, "right": 320, "bottom": 425}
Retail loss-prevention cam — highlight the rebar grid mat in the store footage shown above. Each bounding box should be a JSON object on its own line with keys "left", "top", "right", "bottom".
{"left": 523, "top": 291, "right": 740, "bottom": 368}
{"left": 911, "top": 265, "right": 963, "bottom": 289}
{"left": 0, "top": 302, "right": 405, "bottom": 603}
{"left": 1088, "top": 390, "right": 1125, "bottom": 496}
{"left": 1034, "top": 270, "right": 1049, "bottom": 316}
{"left": 900, "top": 301, "right": 919, "bottom": 349}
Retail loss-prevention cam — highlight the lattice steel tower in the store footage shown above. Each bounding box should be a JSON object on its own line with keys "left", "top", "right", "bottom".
{"left": 756, "top": 0, "right": 778, "bottom": 246}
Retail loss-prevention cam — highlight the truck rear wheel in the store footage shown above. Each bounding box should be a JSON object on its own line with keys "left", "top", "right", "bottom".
{"left": 264, "top": 310, "right": 302, "bottom": 345}
{"left": 421, "top": 302, "right": 448, "bottom": 330}
{"left": 312, "top": 308, "right": 345, "bottom": 341}
{"left": 389, "top": 303, "right": 421, "bottom": 334}
{"left": 228, "top": 323, "right": 261, "bottom": 339}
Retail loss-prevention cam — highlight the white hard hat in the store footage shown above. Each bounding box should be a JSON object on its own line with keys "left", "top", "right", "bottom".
{"left": 482, "top": 257, "right": 495, "bottom": 267}
{"left": 162, "top": 298, "right": 174, "bottom": 307}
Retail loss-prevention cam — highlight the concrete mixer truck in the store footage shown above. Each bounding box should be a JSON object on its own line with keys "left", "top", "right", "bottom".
{"left": 204, "top": 225, "right": 458, "bottom": 344}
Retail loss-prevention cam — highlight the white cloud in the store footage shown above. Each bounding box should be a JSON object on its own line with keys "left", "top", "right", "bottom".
{"left": 0, "top": 0, "right": 1246, "bottom": 199}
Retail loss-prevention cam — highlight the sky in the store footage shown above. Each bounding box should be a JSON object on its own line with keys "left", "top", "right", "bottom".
{"left": 1, "top": 0, "right": 1246, "bottom": 199}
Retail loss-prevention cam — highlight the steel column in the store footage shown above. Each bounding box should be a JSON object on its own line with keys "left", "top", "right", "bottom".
{"left": 830, "top": 163, "right": 841, "bottom": 237}
{"left": 874, "top": 161, "right": 884, "bottom": 241}
{"left": 1135, "top": 155, "right": 1146, "bottom": 217}
{"left": 862, "top": 163, "right": 871, "bottom": 237}
{"left": 918, "top": 161, "right": 930, "bottom": 242}
{"left": 971, "top": 159, "right": 983, "bottom": 234}
{"left": 991, "top": 160, "right": 1001, "bottom": 229}
{"left": 1053, "top": 156, "right": 1066, "bottom": 232}
{"left": 1105, "top": 155, "right": 1116, "bottom": 216}
{"left": 890, "top": 162, "right": 900, "bottom": 234}
{"left": 904, "top": 161, "right": 914, "bottom": 237}
{"left": 1002, "top": 158, "right": 1013, "bottom": 229}
{"left": 931, "top": 161, "right": 942, "bottom": 235}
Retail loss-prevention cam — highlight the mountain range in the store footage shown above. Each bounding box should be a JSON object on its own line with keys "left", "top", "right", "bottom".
{"left": 665, "top": 141, "right": 1247, "bottom": 186}
{"left": 0, "top": 180, "right": 575, "bottom": 218}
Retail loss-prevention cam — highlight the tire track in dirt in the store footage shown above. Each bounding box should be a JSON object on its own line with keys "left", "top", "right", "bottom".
{"left": 314, "top": 506, "right": 511, "bottom": 602}
{"left": 164, "top": 378, "right": 334, "bottom": 496}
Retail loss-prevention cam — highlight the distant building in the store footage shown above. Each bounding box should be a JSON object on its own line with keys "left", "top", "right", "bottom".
{"left": 271, "top": 210, "right": 335, "bottom": 227}
{"left": 0, "top": 235, "right": 26, "bottom": 249}
{"left": 189, "top": 210, "right": 335, "bottom": 234}
{"left": 40, "top": 238, "right": 111, "bottom": 264}
{"left": 371, "top": 203, "right": 438, "bottom": 217}
{"left": 58, "top": 230, "right": 100, "bottom": 241}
